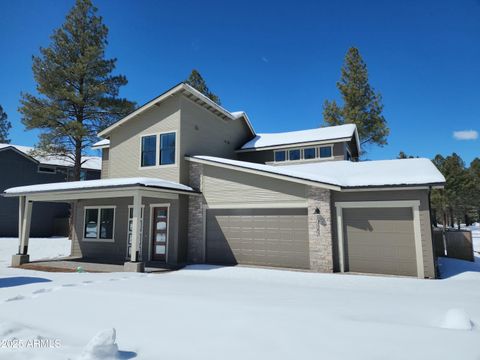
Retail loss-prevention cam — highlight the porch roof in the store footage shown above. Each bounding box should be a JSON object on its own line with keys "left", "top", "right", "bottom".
{"left": 3, "top": 177, "right": 199, "bottom": 199}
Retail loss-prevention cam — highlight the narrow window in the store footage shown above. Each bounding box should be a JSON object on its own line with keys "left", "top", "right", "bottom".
{"left": 84, "top": 209, "right": 99, "bottom": 239}
{"left": 319, "top": 146, "right": 332, "bottom": 158}
{"left": 274, "top": 150, "right": 286, "bottom": 162}
{"left": 141, "top": 135, "right": 157, "bottom": 167}
{"left": 99, "top": 208, "right": 114, "bottom": 240}
{"left": 289, "top": 149, "right": 301, "bottom": 161}
{"left": 303, "top": 148, "right": 316, "bottom": 159}
{"left": 159, "top": 132, "right": 176, "bottom": 165}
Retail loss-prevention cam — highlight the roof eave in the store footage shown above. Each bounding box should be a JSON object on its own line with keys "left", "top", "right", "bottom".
{"left": 237, "top": 136, "right": 354, "bottom": 152}
{"left": 3, "top": 183, "right": 200, "bottom": 198}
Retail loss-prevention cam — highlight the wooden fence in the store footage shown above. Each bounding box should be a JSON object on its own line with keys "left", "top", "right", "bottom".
{"left": 433, "top": 228, "right": 474, "bottom": 262}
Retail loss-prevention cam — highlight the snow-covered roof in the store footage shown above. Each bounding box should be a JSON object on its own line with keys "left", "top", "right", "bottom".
{"left": 240, "top": 124, "right": 358, "bottom": 151}
{"left": 4, "top": 177, "right": 196, "bottom": 196}
{"left": 98, "top": 83, "right": 256, "bottom": 138}
{"left": 188, "top": 156, "right": 445, "bottom": 189}
{"left": 0, "top": 144, "right": 101, "bottom": 170}
{"left": 91, "top": 139, "right": 110, "bottom": 149}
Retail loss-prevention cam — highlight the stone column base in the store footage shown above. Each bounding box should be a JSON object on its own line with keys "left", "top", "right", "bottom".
{"left": 11, "top": 254, "right": 29, "bottom": 267}
{"left": 123, "top": 261, "right": 145, "bottom": 273}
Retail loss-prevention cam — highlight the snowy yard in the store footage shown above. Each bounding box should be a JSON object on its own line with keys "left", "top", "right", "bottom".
{"left": 0, "top": 237, "right": 479, "bottom": 360}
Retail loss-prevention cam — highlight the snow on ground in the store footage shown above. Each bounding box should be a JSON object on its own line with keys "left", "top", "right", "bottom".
{"left": 0, "top": 238, "right": 480, "bottom": 360}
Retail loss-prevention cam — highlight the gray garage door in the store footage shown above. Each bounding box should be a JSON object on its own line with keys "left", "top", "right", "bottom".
{"left": 343, "top": 207, "right": 417, "bottom": 276}
{"left": 206, "top": 208, "right": 309, "bottom": 269}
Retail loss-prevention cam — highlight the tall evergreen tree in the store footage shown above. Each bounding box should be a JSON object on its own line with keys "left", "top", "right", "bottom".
{"left": 0, "top": 105, "right": 12, "bottom": 144}
{"left": 19, "top": 0, "right": 135, "bottom": 180}
{"left": 323, "top": 47, "right": 389, "bottom": 153}
{"left": 431, "top": 153, "right": 477, "bottom": 227}
{"left": 186, "top": 69, "right": 221, "bottom": 105}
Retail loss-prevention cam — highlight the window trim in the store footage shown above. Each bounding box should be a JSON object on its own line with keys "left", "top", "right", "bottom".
{"left": 83, "top": 206, "right": 116, "bottom": 242}
{"left": 126, "top": 205, "right": 145, "bottom": 260}
{"left": 139, "top": 133, "right": 158, "bottom": 168}
{"left": 287, "top": 148, "right": 302, "bottom": 161}
{"left": 159, "top": 131, "right": 177, "bottom": 166}
{"left": 302, "top": 147, "right": 317, "bottom": 160}
{"left": 274, "top": 149, "right": 287, "bottom": 163}
{"left": 318, "top": 144, "right": 334, "bottom": 159}
{"left": 138, "top": 130, "right": 178, "bottom": 170}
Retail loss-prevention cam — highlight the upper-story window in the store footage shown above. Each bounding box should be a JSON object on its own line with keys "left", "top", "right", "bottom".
{"left": 273, "top": 144, "right": 334, "bottom": 163}
{"left": 159, "top": 132, "right": 176, "bottom": 165}
{"left": 140, "top": 132, "right": 176, "bottom": 168}
{"left": 288, "top": 149, "right": 301, "bottom": 161}
{"left": 141, "top": 135, "right": 157, "bottom": 167}
{"left": 303, "top": 147, "right": 316, "bottom": 159}
{"left": 274, "top": 150, "right": 286, "bottom": 162}
{"left": 319, "top": 146, "right": 332, "bottom": 158}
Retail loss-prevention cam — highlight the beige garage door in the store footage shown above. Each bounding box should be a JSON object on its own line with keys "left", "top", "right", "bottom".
{"left": 343, "top": 207, "right": 417, "bottom": 276}
{"left": 206, "top": 208, "right": 309, "bottom": 269}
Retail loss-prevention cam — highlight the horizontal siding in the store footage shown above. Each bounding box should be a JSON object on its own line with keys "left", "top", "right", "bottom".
{"left": 101, "top": 148, "right": 109, "bottom": 179}
{"left": 180, "top": 96, "right": 253, "bottom": 183}
{"left": 108, "top": 95, "right": 181, "bottom": 182}
{"left": 202, "top": 165, "right": 307, "bottom": 206}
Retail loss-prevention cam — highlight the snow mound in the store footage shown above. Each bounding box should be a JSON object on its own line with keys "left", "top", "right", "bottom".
{"left": 441, "top": 308, "right": 473, "bottom": 330}
{"left": 79, "top": 328, "right": 118, "bottom": 360}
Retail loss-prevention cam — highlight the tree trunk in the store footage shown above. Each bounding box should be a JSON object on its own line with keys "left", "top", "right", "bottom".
{"left": 73, "top": 139, "right": 82, "bottom": 181}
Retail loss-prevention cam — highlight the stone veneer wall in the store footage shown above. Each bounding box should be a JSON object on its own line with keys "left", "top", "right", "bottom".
{"left": 307, "top": 187, "right": 334, "bottom": 272}
{"left": 187, "top": 163, "right": 205, "bottom": 263}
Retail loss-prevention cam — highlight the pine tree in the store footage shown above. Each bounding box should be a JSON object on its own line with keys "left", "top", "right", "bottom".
{"left": 19, "top": 0, "right": 135, "bottom": 180}
{"left": 397, "top": 151, "right": 415, "bottom": 159}
{"left": 186, "top": 69, "right": 221, "bottom": 105}
{"left": 0, "top": 105, "right": 11, "bottom": 144}
{"left": 431, "top": 153, "right": 475, "bottom": 227}
{"left": 323, "top": 47, "right": 389, "bottom": 154}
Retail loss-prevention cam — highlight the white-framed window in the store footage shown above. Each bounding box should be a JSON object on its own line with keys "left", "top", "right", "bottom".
{"left": 303, "top": 147, "right": 316, "bottom": 160}
{"left": 139, "top": 131, "right": 177, "bottom": 168}
{"left": 159, "top": 132, "right": 176, "bottom": 165}
{"left": 38, "top": 165, "right": 56, "bottom": 174}
{"left": 127, "top": 205, "right": 144, "bottom": 260}
{"left": 319, "top": 145, "right": 333, "bottom": 158}
{"left": 288, "top": 149, "right": 301, "bottom": 161}
{"left": 274, "top": 150, "right": 287, "bottom": 162}
{"left": 141, "top": 134, "right": 157, "bottom": 167}
{"left": 83, "top": 206, "right": 116, "bottom": 242}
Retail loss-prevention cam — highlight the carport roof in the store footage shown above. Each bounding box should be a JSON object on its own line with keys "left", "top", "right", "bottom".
{"left": 187, "top": 156, "right": 446, "bottom": 190}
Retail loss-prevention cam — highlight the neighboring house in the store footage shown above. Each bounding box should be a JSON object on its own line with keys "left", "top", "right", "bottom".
{"left": 5, "top": 83, "right": 445, "bottom": 278}
{"left": 0, "top": 144, "right": 101, "bottom": 237}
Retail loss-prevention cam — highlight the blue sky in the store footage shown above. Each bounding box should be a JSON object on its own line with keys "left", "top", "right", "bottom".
{"left": 0, "top": 0, "right": 478, "bottom": 163}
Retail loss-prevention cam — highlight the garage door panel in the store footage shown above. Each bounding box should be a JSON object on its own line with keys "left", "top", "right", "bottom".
{"left": 206, "top": 208, "right": 309, "bottom": 269}
{"left": 344, "top": 207, "right": 417, "bottom": 276}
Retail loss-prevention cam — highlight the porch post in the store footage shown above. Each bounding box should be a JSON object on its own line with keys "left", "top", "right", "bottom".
{"left": 124, "top": 191, "right": 145, "bottom": 272}
{"left": 17, "top": 196, "right": 25, "bottom": 254}
{"left": 20, "top": 198, "right": 33, "bottom": 255}
{"left": 11, "top": 196, "right": 32, "bottom": 266}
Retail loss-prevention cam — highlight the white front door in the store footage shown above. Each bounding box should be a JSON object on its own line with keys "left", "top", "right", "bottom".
{"left": 127, "top": 206, "right": 144, "bottom": 260}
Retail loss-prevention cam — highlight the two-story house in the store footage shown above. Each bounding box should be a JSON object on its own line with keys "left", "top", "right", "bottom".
{"left": 5, "top": 83, "right": 445, "bottom": 278}
{"left": 0, "top": 144, "right": 101, "bottom": 237}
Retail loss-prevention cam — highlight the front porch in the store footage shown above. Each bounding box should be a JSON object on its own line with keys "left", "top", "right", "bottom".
{"left": 4, "top": 177, "right": 200, "bottom": 272}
